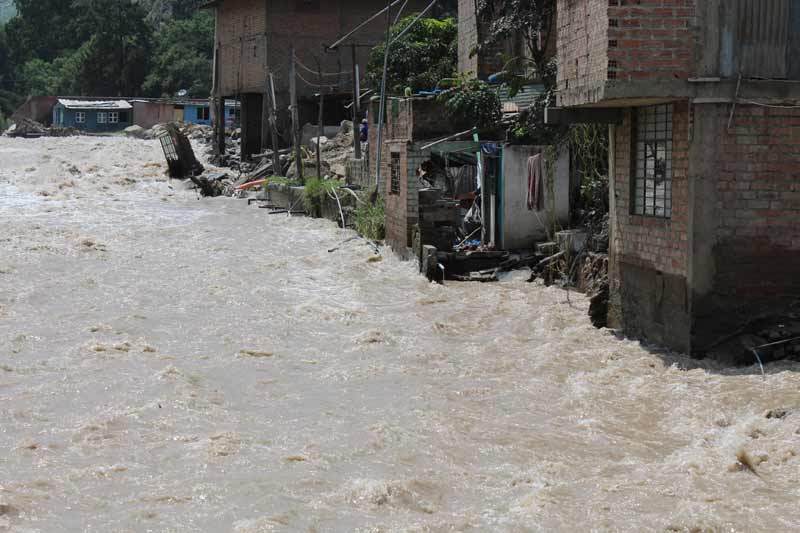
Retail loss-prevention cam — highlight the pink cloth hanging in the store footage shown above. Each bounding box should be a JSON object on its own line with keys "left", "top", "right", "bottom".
{"left": 527, "top": 154, "right": 543, "bottom": 211}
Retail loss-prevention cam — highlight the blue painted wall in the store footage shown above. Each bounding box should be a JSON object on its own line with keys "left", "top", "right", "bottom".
{"left": 183, "top": 104, "right": 211, "bottom": 125}
{"left": 52, "top": 104, "right": 130, "bottom": 132}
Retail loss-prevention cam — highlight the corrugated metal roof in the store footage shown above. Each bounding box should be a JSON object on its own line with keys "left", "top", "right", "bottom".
{"left": 721, "top": 0, "right": 795, "bottom": 79}
{"left": 497, "top": 84, "right": 545, "bottom": 113}
{"left": 57, "top": 99, "right": 132, "bottom": 110}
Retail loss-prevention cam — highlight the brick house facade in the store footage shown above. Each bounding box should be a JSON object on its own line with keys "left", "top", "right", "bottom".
{"left": 553, "top": 0, "right": 800, "bottom": 354}
{"left": 204, "top": 0, "right": 428, "bottom": 158}
{"left": 367, "top": 96, "right": 461, "bottom": 252}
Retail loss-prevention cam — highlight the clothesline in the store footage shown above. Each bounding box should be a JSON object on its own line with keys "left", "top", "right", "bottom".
{"left": 295, "top": 70, "right": 341, "bottom": 89}
{"left": 294, "top": 55, "right": 352, "bottom": 78}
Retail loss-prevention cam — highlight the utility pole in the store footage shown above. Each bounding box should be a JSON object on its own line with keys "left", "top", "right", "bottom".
{"left": 351, "top": 44, "right": 362, "bottom": 160}
{"left": 215, "top": 42, "right": 226, "bottom": 158}
{"left": 267, "top": 70, "right": 283, "bottom": 176}
{"left": 289, "top": 46, "right": 303, "bottom": 182}
{"left": 316, "top": 55, "right": 325, "bottom": 179}
{"left": 375, "top": 0, "right": 393, "bottom": 188}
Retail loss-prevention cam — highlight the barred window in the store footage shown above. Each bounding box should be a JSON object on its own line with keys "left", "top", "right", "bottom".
{"left": 390, "top": 152, "right": 401, "bottom": 195}
{"left": 632, "top": 104, "right": 673, "bottom": 218}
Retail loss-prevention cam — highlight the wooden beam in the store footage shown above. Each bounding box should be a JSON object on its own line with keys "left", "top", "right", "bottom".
{"left": 544, "top": 106, "right": 624, "bottom": 125}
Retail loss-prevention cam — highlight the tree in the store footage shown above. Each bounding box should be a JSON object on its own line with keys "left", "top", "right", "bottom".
{"left": 474, "top": 0, "right": 556, "bottom": 83}
{"left": 142, "top": 10, "right": 213, "bottom": 97}
{"left": 475, "top": 0, "right": 559, "bottom": 144}
{"left": 438, "top": 74, "right": 501, "bottom": 131}
{"left": 366, "top": 15, "right": 457, "bottom": 95}
{"left": 70, "top": 0, "right": 153, "bottom": 95}
{"left": 19, "top": 58, "right": 56, "bottom": 95}
{"left": 8, "top": 0, "right": 80, "bottom": 62}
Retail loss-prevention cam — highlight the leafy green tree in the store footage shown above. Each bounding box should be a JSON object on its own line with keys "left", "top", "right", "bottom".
{"left": 475, "top": 0, "right": 560, "bottom": 144}
{"left": 475, "top": 0, "right": 555, "bottom": 81}
{"left": 366, "top": 15, "right": 457, "bottom": 95}
{"left": 438, "top": 74, "right": 501, "bottom": 131}
{"left": 70, "top": 0, "right": 153, "bottom": 95}
{"left": 19, "top": 58, "right": 56, "bottom": 95}
{"left": 0, "top": 25, "right": 10, "bottom": 88}
{"left": 8, "top": 0, "right": 80, "bottom": 62}
{"left": 142, "top": 10, "right": 213, "bottom": 97}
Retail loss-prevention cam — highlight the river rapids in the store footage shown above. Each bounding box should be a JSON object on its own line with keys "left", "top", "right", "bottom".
{"left": 2, "top": 136, "right": 800, "bottom": 532}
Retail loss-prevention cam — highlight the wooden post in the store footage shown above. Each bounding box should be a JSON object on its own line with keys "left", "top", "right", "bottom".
{"left": 215, "top": 42, "right": 226, "bottom": 157}
{"left": 289, "top": 45, "right": 303, "bottom": 182}
{"left": 267, "top": 70, "right": 283, "bottom": 176}
{"left": 316, "top": 54, "right": 325, "bottom": 179}
{"left": 261, "top": 55, "right": 270, "bottom": 154}
{"left": 317, "top": 90, "right": 324, "bottom": 178}
{"left": 351, "top": 44, "right": 362, "bottom": 160}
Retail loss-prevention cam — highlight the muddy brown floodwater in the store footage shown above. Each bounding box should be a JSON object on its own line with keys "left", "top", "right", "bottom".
{"left": 2, "top": 136, "right": 800, "bottom": 532}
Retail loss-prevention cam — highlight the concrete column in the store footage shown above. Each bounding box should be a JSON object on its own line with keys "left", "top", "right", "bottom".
{"left": 606, "top": 123, "right": 621, "bottom": 328}
{"left": 688, "top": 102, "right": 723, "bottom": 351}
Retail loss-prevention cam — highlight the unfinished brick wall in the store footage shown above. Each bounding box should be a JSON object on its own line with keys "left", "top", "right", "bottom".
{"left": 607, "top": 0, "right": 696, "bottom": 82}
{"left": 714, "top": 105, "right": 800, "bottom": 297}
{"left": 217, "top": 0, "right": 267, "bottom": 95}
{"left": 609, "top": 100, "right": 691, "bottom": 351}
{"left": 556, "top": 0, "right": 609, "bottom": 105}
{"left": 613, "top": 102, "right": 690, "bottom": 276}
{"left": 216, "top": 0, "right": 430, "bottom": 99}
{"left": 383, "top": 142, "right": 411, "bottom": 250}
{"left": 370, "top": 97, "right": 454, "bottom": 251}
{"left": 556, "top": 0, "right": 697, "bottom": 106}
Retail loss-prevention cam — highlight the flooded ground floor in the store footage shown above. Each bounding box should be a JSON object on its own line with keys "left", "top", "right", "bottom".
{"left": 1, "top": 137, "right": 800, "bottom": 532}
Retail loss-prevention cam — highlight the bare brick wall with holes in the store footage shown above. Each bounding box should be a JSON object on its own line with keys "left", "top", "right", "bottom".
{"left": 384, "top": 143, "right": 411, "bottom": 249}
{"left": 713, "top": 104, "right": 800, "bottom": 297}
{"left": 217, "top": 0, "right": 429, "bottom": 97}
{"left": 556, "top": 0, "right": 697, "bottom": 106}
{"left": 556, "top": 0, "right": 609, "bottom": 105}
{"left": 217, "top": 0, "right": 267, "bottom": 96}
{"left": 613, "top": 102, "right": 690, "bottom": 277}
{"left": 607, "top": 0, "right": 696, "bottom": 82}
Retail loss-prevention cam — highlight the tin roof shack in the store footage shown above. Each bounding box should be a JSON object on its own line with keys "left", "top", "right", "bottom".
{"left": 53, "top": 99, "right": 132, "bottom": 132}
{"left": 549, "top": 0, "right": 800, "bottom": 358}
{"left": 131, "top": 100, "right": 175, "bottom": 129}
{"left": 131, "top": 99, "right": 240, "bottom": 129}
{"left": 203, "top": 0, "right": 429, "bottom": 160}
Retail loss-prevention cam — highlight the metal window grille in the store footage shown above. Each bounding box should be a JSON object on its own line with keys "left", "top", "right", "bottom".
{"left": 632, "top": 104, "right": 673, "bottom": 218}
{"left": 390, "top": 152, "right": 401, "bottom": 195}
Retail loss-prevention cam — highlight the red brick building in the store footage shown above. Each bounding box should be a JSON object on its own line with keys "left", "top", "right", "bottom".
{"left": 367, "top": 96, "right": 465, "bottom": 252}
{"left": 551, "top": 0, "right": 800, "bottom": 354}
{"left": 203, "top": 0, "right": 428, "bottom": 158}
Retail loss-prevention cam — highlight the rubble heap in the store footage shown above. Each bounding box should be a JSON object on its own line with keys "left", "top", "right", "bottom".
{"left": 3, "top": 118, "right": 78, "bottom": 138}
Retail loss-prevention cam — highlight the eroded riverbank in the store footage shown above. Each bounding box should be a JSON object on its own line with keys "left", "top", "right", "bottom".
{"left": 2, "top": 137, "right": 800, "bottom": 532}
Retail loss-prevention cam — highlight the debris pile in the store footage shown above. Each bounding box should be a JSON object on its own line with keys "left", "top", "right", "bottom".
{"left": 156, "top": 122, "right": 234, "bottom": 197}
{"left": 3, "top": 118, "right": 78, "bottom": 138}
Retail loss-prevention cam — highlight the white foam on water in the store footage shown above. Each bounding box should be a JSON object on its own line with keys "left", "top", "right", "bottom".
{"left": 2, "top": 137, "right": 800, "bottom": 531}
